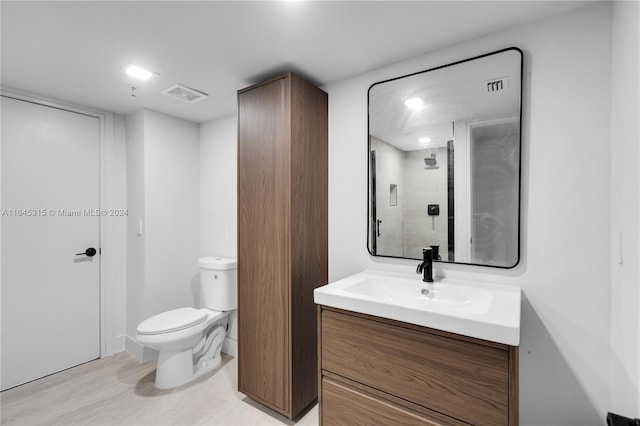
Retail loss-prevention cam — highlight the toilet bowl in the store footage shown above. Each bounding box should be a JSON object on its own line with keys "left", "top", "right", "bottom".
{"left": 136, "top": 256, "right": 237, "bottom": 389}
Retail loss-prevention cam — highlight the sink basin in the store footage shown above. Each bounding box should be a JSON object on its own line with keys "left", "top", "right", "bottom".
{"left": 344, "top": 277, "right": 492, "bottom": 312}
{"left": 314, "top": 270, "right": 521, "bottom": 346}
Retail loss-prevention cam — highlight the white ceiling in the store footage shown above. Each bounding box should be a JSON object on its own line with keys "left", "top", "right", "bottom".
{"left": 1, "top": 1, "right": 592, "bottom": 124}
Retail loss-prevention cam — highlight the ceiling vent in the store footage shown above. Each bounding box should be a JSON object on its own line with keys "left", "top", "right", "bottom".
{"left": 483, "top": 77, "right": 508, "bottom": 94}
{"left": 161, "top": 84, "right": 208, "bottom": 104}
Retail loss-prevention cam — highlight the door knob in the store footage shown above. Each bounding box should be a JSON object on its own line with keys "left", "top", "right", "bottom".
{"left": 76, "top": 248, "right": 97, "bottom": 257}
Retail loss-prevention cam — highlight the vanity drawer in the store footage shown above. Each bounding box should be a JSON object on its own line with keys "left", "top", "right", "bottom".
{"left": 322, "top": 377, "right": 444, "bottom": 426}
{"left": 321, "top": 309, "right": 510, "bottom": 426}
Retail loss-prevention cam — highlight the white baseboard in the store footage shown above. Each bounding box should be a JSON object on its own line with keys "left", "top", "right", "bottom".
{"left": 102, "top": 335, "right": 126, "bottom": 358}
{"left": 222, "top": 337, "right": 237, "bottom": 358}
{"left": 113, "top": 335, "right": 126, "bottom": 354}
{"left": 125, "top": 335, "right": 158, "bottom": 363}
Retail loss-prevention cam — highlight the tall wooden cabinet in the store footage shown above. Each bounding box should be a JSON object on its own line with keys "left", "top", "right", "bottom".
{"left": 237, "top": 72, "right": 328, "bottom": 420}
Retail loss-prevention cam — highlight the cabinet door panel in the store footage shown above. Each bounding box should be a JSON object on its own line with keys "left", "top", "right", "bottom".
{"left": 322, "top": 378, "right": 443, "bottom": 426}
{"left": 238, "top": 77, "right": 290, "bottom": 411}
{"left": 322, "top": 310, "right": 509, "bottom": 425}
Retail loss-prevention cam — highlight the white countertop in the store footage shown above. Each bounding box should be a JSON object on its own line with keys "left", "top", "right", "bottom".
{"left": 314, "top": 269, "right": 521, "bottom": 346}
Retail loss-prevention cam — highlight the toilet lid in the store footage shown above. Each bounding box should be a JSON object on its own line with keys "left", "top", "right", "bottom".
{"left": 137, "top": 307, "right": 208, "bottom": 335}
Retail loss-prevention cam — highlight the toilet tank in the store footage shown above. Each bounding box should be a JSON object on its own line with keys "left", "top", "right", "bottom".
{"left": 198, "top": 256, "right": 237, "bottom": 311}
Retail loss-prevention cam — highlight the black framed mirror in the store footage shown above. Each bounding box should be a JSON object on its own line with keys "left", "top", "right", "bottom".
{"left": 367, "top": 47, "right": 522, "bottom": 268}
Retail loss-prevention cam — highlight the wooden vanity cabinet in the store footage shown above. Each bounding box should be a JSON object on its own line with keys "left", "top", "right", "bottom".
{"left": 318, "top": 307, "right": 519, "bottom": 426}
{"left": 237, "top": 73, "right": 327, "bottom": 420}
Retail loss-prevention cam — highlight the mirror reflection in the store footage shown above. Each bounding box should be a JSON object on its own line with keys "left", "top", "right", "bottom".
{"left": 368, "top": 48, "right": 522, "bottom": 268}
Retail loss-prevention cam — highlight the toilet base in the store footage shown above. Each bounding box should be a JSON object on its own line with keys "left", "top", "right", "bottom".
{"left": 155, "top": 349, "right": 194, "bottom": 389}
{"left": 152, "top": 324, "right": 227, "bottom": 389}
{"left": 194, "top": 354, "right": 222, "bottom": 380}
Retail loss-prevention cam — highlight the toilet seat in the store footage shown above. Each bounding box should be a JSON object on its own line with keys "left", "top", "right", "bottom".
{"left": 137, "top": 307, "right": 208, "bottom": 335}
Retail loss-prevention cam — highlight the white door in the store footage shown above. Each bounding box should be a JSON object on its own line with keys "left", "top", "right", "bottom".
{"left": 1, "top": 96, "right": 101, "bottom": 390}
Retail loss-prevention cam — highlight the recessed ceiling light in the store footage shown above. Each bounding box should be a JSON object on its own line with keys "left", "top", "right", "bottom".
{"left": 419, "top": 137, "right": 431, "bottom": 143}
{"left": 125, "top": 65, "right": 154, "bottom": 81}
{"left": 404, "top": 98, "right": 423, "bottom": 110}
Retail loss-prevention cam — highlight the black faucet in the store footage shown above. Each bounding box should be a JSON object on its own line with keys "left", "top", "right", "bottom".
{"left": 416, "top": 247, "right": 433, "bottom": 283}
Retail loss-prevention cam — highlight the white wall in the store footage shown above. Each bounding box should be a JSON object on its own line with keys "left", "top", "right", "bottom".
{"left": 125, "top": 109, "right": 200, "bottom": 356}
{"left": 325, "top": 3, "right": 614, "bottom": 424}
{"left": 200, "top": 115, "right": 237, "bottom": 259}
{"left": 610, "top": 0, "right": 640, "bottom": 417}
{"left": 199, "top": 114, "right": 238, "bottom": 357}
{"left": 107, "top": 113, "right": 128, "bottom": 354}
{"left": 144, "top": 111, "right": 200, "bottom": 318}
{"left": 125, "top": 111, "right": 146, "bottom": 339}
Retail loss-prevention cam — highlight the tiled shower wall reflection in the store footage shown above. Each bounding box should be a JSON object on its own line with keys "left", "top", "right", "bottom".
{"left": 372, "top": 137, "right": 448, "bottom": 259}
{"left": 371, "top": 137, "right": 404, "bottom": 256}
{"left": 403, "top": 147, "right": 448, "bottom": 259}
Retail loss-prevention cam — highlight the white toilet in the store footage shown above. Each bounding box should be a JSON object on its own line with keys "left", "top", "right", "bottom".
{"left": 136, "top": 256, "right": 237, "bottom": 389}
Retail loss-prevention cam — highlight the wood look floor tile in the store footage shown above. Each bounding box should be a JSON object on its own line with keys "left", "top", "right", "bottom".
{"left": 1, "top": 352, "right": 318, "bottom": 426}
